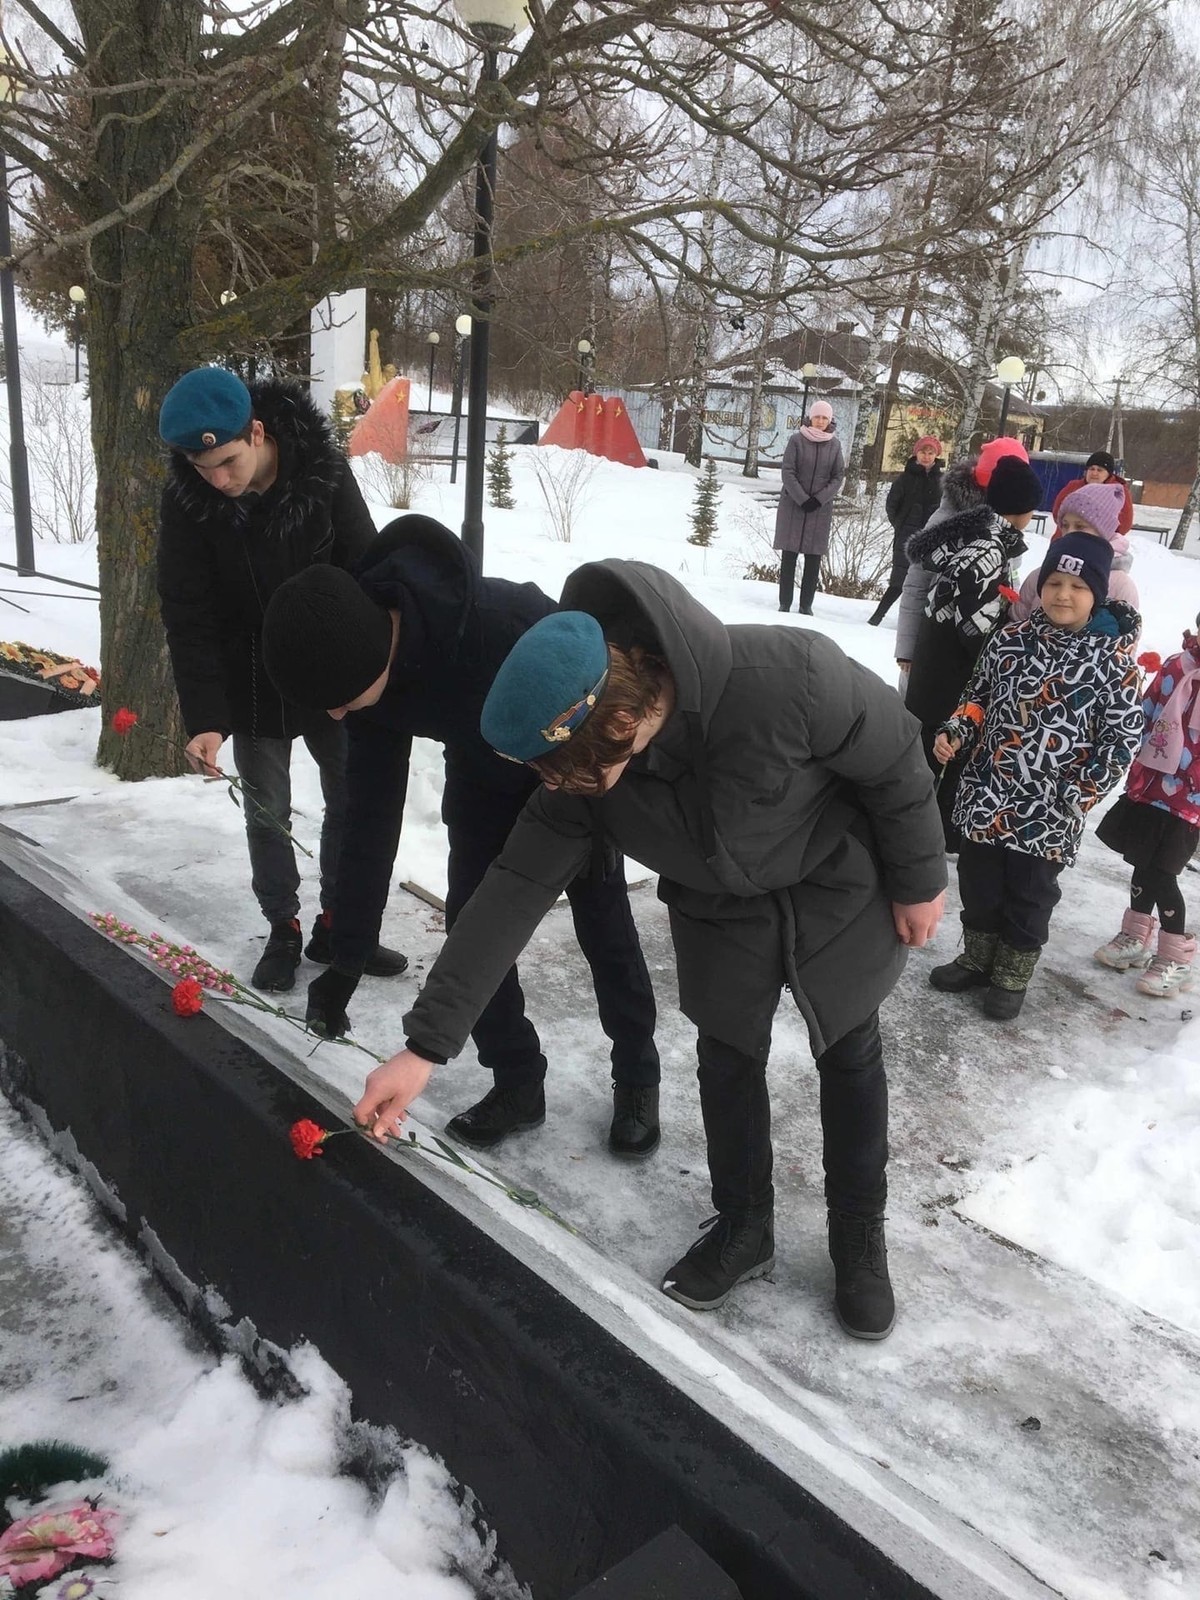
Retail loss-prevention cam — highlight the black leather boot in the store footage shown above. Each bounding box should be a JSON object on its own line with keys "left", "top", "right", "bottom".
{"left": 305, "top": 911, "right": 408, "bottom": 978}
{"left": 660, "top": 1213, "right": 775, "bottom": 1310}
{"left": 609, "top": 1083, "right": 660, "bottom": 1158}
{"left": 828, "top": 1209, "right": 894, "bottom": 1340}
{"left": 444, "top": 1081, "right": 546, "bottom": 1149}
{"left": 251, "top": 917, "right": 303, "bottom": 993}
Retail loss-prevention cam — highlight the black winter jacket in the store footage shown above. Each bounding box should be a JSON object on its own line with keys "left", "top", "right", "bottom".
{"left": 885, "top": 457, "right": 944, "bottom": 542}
{"left": 157, "top": 379, "right": 376, "bottom": 740}
{"left": 330, "top": 515, "right": 558, "bottom": 972}
{"left": 402, "top": 561, "right": 947, "bottom": 1062}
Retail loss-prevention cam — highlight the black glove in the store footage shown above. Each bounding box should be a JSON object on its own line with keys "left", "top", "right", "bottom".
{"left": 306, "top": 967, "right": 360, "bottom": 1039}
{"left": 801, "top": 494, "right": 821, "bottom": 512}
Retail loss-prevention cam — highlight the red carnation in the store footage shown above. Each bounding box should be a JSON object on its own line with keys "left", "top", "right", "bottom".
{"left": 112, "top": 707, "right": 139, "bottom": 735}
{"left": 998, "top": 583, "right": 1020, "bottom": 604}
{"left": 1137, "top": 651, "right": 1162, "bottom": 675}
{"left": 290, "top": 1118, "right": 330, "bottom": 1160}
{"left": 171, "top": 977, "right": 204, "bottom": 1017}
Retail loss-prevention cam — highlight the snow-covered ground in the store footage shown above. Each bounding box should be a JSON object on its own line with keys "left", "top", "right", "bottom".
{"left": 3, "top": 331, "right": 1200, "bottom": 1598}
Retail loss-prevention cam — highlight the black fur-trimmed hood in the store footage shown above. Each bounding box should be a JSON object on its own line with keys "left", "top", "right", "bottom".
{"left": 905, "top": 502, "right": 1009, "bottom": 568}
{"left": 164, "top": 378, "right": 342, "bottom": 536}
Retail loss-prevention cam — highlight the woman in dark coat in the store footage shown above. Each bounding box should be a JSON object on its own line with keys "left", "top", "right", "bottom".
{"left": 869, "top": 436, "right": 943, "bottom": 626}
{"left": 904, "top": 454, "right": 1043, "bottom": 849}
{"left": 774, "top": 398, "right": 845, "bottom": 615}
{"left": 354, "top": 561, "right": 947, "bottom": 1340}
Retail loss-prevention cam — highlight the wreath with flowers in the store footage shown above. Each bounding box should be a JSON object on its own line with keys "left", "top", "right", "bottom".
{"left": 0, "top": 641, "right": 101, "bottom": 710}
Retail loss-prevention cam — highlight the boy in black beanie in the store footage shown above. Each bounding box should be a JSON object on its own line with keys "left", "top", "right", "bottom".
{"left": 929, "top": 531, "right": 1143, "bottom": 1017}
{"left": 262, "top": 514, "right": 661, "bottom": 1158}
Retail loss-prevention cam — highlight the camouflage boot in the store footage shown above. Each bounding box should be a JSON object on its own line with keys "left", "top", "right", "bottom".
{"left": 983, "top": 943, "right": 1041, "bottom": 1020}
{"left": 929, "top": 928, "right": 998, "bottom": 994}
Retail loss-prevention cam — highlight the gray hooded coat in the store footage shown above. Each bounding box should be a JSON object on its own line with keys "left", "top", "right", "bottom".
{"left": 403, "top": 562, "right": 946, "bottom": 1064}
{"left": 893, "top": 458, "right": 986, "bottom": 663}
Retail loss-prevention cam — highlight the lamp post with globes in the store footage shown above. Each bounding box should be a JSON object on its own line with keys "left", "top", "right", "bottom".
{"left": 576, "top": 337, "right": 593, "bottom": 395}
{"left": 426, "top": 329, "right": 440, "bottom": 410}
{"left": 0, "top": 38, "right": 34, "bottom": 575}
{"left": 68, "top": 284, "right": 86, "bottom": 383}
{"left": 449, "top": 313, "right": 472, "bottom": 484}
{"left": 995, "top": 355, "right": 1026, "bottom": 438}
{"left": 799, "top": 361, "right": 818, "bottom": 419}
{"left": 454, "top": 0, "right": 529, "bottom": 566}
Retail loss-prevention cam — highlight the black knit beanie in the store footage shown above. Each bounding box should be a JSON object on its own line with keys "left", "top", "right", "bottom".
{"left": 263, "top": 566, "right": 393, "bottom": 709}
{"left": 1085, "top": 450, "right": 1116, "bottom": 475}
{"left": 984, "top": 455, "right": 1042, "bottom": 516}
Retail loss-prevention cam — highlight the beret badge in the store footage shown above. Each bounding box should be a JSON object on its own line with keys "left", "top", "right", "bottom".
{"left": 201, "top": 430, "right": 217, "bottom": 447}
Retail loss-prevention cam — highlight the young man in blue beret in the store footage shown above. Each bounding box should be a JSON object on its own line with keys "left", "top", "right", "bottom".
{"left": 261, "top": 515, "right": 661, "bottom": 1157}
{"left": 156, "top": 365, "right": 406, "bottom": 992}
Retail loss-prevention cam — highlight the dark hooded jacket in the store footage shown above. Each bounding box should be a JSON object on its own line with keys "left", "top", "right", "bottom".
{"left": 885, "top": 455, "right": 944, "bottom": 542}
{"left": 330, "top": 515, "right": 558, "bottom": 971}
{"left": 894, "top": 458, "right": 984, "bottom": 663}
{"left": 157, "top": 378, "right": 376, "bottom": 740}
{"left": 903, "top": 502, "right": 1025, "bottom": 729}
{"left": 402, "top": 561, "right": 946, "bottom": 1062}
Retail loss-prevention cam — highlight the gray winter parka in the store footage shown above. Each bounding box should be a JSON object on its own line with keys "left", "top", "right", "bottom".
{"left": 403, "top": 562, "right": 946, "bottom": 1064}
{"left": 774, "top": 430, "right": 845, "bottom": 555}
{"left": 893, "top": 458, "right": 986, "bottom": 663}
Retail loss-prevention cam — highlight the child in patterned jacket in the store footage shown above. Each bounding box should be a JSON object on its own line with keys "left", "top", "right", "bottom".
{"left": 1093, "top": 615, "right": 1200, "bottom": 997}
{"left": 928, "top": 524, "right": 1143, "bottom": 1020}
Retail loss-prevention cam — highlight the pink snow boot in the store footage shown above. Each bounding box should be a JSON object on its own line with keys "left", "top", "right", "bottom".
{"left": 1094, "top": 908, "right": 1156, "bottom": 971}
{"left": 1135, "top": 931, "right": 1196, "bottom": 999}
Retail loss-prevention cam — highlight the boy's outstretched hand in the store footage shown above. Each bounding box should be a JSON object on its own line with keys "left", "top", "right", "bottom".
{"left": 354, "top": 1050, "right": 435, "bottom": 1141}
{"left": 892, "top": 891, "right": 946, "bottom": 947}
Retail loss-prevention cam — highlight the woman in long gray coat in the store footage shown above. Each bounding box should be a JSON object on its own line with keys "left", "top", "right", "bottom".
{"left": 354, "top": 561, "right": 947, "bottom": 1341}
{"left": 774, "top": 398, "right": 845, "bottom": 614}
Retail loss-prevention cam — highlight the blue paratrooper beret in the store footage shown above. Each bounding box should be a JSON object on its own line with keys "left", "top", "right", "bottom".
{"left": 481, "top": 612, "right": 610, "bottom": 763}
{"left": 159, "top": 367, "right": 253, "bottom": 451}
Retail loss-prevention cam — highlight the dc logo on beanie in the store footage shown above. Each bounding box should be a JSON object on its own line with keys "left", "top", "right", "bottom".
{"left": 1056, "top": 554, "right": 1085, "bottom": 576}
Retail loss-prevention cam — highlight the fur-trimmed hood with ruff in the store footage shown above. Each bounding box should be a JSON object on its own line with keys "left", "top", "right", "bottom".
{"left": 157, "top": 378, "right": 377, "bottom": 739}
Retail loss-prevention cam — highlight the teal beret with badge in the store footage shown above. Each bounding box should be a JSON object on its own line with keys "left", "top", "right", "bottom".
{"left": 481, "top": 612, "right": 610, "bottom": 762}
{"left": 159, "top": 367, "right": 253, "bottom": 451}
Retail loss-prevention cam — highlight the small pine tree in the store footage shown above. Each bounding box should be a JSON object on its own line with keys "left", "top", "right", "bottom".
{"left": 487, "top": 425, "right": 516, "bottom": 509}
{"left": 688, "top": 457, "right": 720, "bottom": 546}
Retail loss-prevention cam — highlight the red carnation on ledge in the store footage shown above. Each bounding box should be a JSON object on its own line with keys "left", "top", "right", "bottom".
{"left": 290, "top": 1119, "right": 331, "bottom": 1160}
{"left": 111, "top": 706, "right": 139, "bottom": 735}
{"left": 1137, "top": 651, "right": 1162, "bottom": 675}
{"left": 171, "top": 977, "right": 204, "bottom": 1017}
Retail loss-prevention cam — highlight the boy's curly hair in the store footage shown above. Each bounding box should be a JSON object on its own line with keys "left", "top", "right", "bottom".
{"left": 530, "top": 645, "right": 669, "bottom": 795}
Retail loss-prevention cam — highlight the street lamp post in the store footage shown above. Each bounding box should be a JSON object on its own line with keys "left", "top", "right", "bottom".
{"left": 800, "top": 360, "right": 818, "bottom": 418}
{"left": 995, "top": 355, "right": 1026, "bottom": 438}
{"left": 426, "top": 330, "right": 440, "bottom": 410}
{"left": 576, "top": 337, "right": 593, "bottom": 395}
{"left": 68, "top": 284, "right": 86, "bottom": 383}
{"left": 449, "top": 313, "right": 472, "bottom": 484}
{"left": 0, "top": 40, "right": 35, "bottom": 576}
{"left": 454, "top": 0, "right": 529, "bottom": 567}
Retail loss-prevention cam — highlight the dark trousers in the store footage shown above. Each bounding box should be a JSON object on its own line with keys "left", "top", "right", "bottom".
{"left": 232, "top": 723, "right": 348, "bottom": 924}
{"left": 869, "top": 581, "right": 904, "bottom": 624}
{"left": 957, "top": 840, "right": 1063, "bottom": 950}
{"left": 920, "top": 724, "right": 964, "bottom": 852}
{"left": 779, "top": 551, "right": 821, "bottom": 612}
{"left": 696, "top": 1012, "right": 888, "bottom": 1223}
{"left": 1131, "top": 867, "right": 1187, "bottom": 932}
{"left": 444, "top": 799, "right": 659, "bottom": 1090}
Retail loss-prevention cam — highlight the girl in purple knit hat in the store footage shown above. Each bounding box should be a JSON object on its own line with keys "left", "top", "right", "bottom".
{"left": 1094, "top": 613, "right": 1200, "bottom": 997}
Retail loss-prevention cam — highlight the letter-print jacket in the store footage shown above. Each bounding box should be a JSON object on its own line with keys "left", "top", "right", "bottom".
{"left": 938, "top": 601, "right": 1144, "bottom": 864}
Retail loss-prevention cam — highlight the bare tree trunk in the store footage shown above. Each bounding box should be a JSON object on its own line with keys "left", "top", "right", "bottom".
{"left": 1170, "top": 416, "right": 1200, "bottom": 550}
{"left": 843, "top": 305, "right": 889, "bottom": 497}
{"left": 83, "top": 0, "right": 203, "bottom": 780}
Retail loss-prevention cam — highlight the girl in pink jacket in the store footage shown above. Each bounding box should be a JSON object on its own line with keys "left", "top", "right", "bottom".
{"left": 1094, "top": 617, "right": 1200, "bottom": 997}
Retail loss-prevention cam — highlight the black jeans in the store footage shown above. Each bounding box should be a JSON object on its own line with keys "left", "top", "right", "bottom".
{"left": 231, "top": 722, "right": 348, "bottom": 924}
{"left": 779, "top": 552, "right": 821, "bottom": 612}
{"left": 696, "top": 1011, "right": 888, "bottom": 1222}
{"left": 957, "top": 840, "right": 1063, "bottom": 950}
{"left": 444, "top": 797, "right": 659, "bottom": 1090}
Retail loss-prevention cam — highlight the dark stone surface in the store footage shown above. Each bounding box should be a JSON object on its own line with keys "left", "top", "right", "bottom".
{"left": 0, "top": 855, "right": 937, "bottom": 1600}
